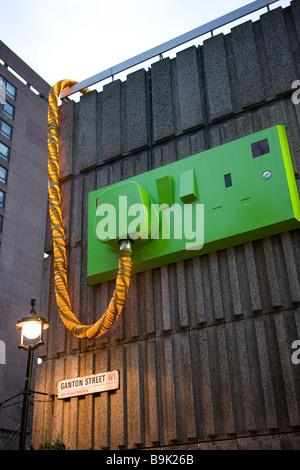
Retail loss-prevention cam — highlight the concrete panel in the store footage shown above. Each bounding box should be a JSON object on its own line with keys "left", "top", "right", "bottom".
{"left": 281, "top": 231, "right": 300, "bottom": 304}
{"left": 231, "top": 21, "right": 265, "bottom": 109}
{"left": 151, "top": 58, "right": 175, "bottom": 143}
{"left": 70, "top": 175, "right": 83, "bottom": 246}
{"left": 291, "top": 0, "right": 300, "bottom": 47}
{"left": 195, "top": 328, "right": 216, "bottom": 439}
{"left": 142, "top": 270, "right": 156, "bottom": 335}
{"left": 76, "top": 90, "right": 98, "bottom": 172}
{"left": 126, "top": 342, "right": 145, "bottom": 448}
{"left": 253, "top": 316, "right": 278, "bottom": 431}
{"left": 94, "top": 281, "right": 111, "bottom": 346}
{"left": 51, "top": 357, "right": 65, "bottom": 440}
{"left": 176, "top": 261, "right": 189, "bottom": 328}
{"left": 78, "top": 352, "right": 94, "bottom": 449}
{"left": 160, "top": 265, "right": 172, "bottom": 333}
{"left": 37, "top": 256, "right": 51, "bottom": 359}
{"left": 102, "top": 80, "right": 122, "bottom": 160}
{"left": 126, "top": 69, "right": 148, "bottom": 152}
{"left": 176, "top": 333, "right": 197, "bottom": 441}
{"left": 60, "top": 178, "right": 72, "bottom": 246}
{"left": 280, "top": 432, "right": 300, "bottom": 450}
{"left": 160, "top": 336, "right": 181, "bottom": 444}
{"left": 203, "top": 34, "right": 233, "bottom": 121}
{"left": 44, "top": 210, "right": 53, "bottom": 254}
{"left": 46, "top": 262, "right": 66, "bottom": 358}
{"left": 145, "top": 339, "right": 160, "bottom": 446}
{"left": 262, "top": 237, "right": 283, "bottom": 309}
{"left": 110, "top": 345, "right": 126, "bottom": 449}
{"left": 123, "top": 274, "right": 140, "bottom": 340}
{"left": 32, "top": 361, "right": 47, "bottom": 448}
{"left": 67, "top": 246, "right": 82, "bottom": 353}
{"left": 208, "top": 251, "right": 224, "bottom": 321}
{"left": 215, "top": 325, "right": 235, "bottom": 437}
{"left": 176, "top": 46, "right": 204, "bottom": 132}
{"left": 262, "top": 311, "right": 300, "bottom": 431}
{"left": 237, "top": 434, "right": 281, "bottom": 450}
{"left": 94, "top": 349, "right": 110, "bottom": 449}
{"left": 58, "top": 101, "right": 74, "bottom": 178}
{"left": 82, "top": 171, "right": 96, "bottom": 246}
{"left": 273, "top": 313, "right": 299, "bottom": 428}
{"left": 62, "top": 354, "right": 80, "bottom": 450}
{"left": 260, "top": 8, "right": 296, "bottom": 97}
{"left": 191, "top": 257, "right": 206, "bottom": 325}
{"left": 244, "top": 242, "right": 263, "bottom": 313}
{"left": 134, "top": 149, "right": 150, "bottom": 175}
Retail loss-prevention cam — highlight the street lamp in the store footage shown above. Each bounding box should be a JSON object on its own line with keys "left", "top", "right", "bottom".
{"left": 16, "top": 299, "right": 49, "bottom": 450}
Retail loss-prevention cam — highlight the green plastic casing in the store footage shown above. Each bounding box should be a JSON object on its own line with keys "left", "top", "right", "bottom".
{"left": 87, "top": 126, "right": 300, "bottom": 284}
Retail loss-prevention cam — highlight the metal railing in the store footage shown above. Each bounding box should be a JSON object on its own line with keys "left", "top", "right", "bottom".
{"left": 61, "top": 0, "right": 280, "bottom": 99}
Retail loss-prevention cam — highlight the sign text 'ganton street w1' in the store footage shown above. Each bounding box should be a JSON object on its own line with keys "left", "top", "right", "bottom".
{"left": 58, "top": 370, "right": 119, "bottom": 399}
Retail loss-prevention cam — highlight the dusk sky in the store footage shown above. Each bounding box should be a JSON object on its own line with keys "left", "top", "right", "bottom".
{"left": 1, "top": 0, "right": 292, "bottom": 90}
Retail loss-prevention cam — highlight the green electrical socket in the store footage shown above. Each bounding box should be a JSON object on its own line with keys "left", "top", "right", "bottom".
{"left": 87, "top": 125, "right": 300, "bottom": 284}
{"left": 94, "top": 180, "right": 159, "bottom": 250}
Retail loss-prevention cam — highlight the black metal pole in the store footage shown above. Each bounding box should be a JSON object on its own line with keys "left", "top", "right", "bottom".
{"left": 18, "top": 346, "right": 34, "bottom": 450}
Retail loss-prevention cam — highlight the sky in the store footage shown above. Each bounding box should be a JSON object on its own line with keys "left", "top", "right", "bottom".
{"left": 0, "top": 0, "right": 292, "bottom": 92}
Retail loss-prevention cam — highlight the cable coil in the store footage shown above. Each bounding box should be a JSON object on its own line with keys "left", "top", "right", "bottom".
{"left": 48, "top": 80, "right": 132, "bottom": 339}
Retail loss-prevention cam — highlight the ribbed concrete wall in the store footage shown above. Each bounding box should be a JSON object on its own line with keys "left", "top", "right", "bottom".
{"left": 33, "top": 2, "right": 300, "bottom": 450}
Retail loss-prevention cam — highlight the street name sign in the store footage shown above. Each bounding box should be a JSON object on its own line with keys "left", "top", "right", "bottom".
{"left": 58, "top": 370, "right": 119, "bottom": 399}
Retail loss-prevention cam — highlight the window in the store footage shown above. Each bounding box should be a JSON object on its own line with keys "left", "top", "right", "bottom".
{"left": 0, "top": 75, "right": 17, "bottom": 101}
{"left": 0, "top": 215, "right": 3, "bottom": 233}
{"left": 0, "top": 165, "right": 8, "bottom": 184}
{"left": 0, "top": 120, "right": 12, "bottom": 140}
{"left": 0, "top": 101, "right": 15, "bottom": 120}
{"left": 0, "top": 142, "right": 10, "bottom": 161}
{"left": 0, "top": 189, "right": 5, "bottom": 207}
{"left": 6, "top": 81, "right": 17, "bottom": 100}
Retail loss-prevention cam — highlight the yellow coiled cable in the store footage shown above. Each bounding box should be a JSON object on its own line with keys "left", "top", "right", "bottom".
{"left": 48, "top": 80, "right": 132, "bottom": 339}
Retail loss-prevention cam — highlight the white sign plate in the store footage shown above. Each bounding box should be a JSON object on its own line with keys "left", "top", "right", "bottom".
{"left": 58, "top": 370, "right": 119, "bottom": 399}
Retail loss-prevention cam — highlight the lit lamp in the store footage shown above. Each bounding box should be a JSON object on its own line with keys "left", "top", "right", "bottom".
{"left": 16, "top": 299, "right": 49, "bottom": 450}
{"left": 16, "top": 299, "right": 49, "bottom": 350}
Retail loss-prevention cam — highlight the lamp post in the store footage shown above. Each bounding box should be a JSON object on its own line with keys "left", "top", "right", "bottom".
{"left": 16, "top": 299, "right": 49, "bottom": 450}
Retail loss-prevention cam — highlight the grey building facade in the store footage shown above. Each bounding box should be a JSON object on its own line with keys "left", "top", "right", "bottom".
{"left": 33, "top": 2, "right": 300, "bottom": 450}
{"left": 0, "top": 41, "right": 50, "bottom": 447}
